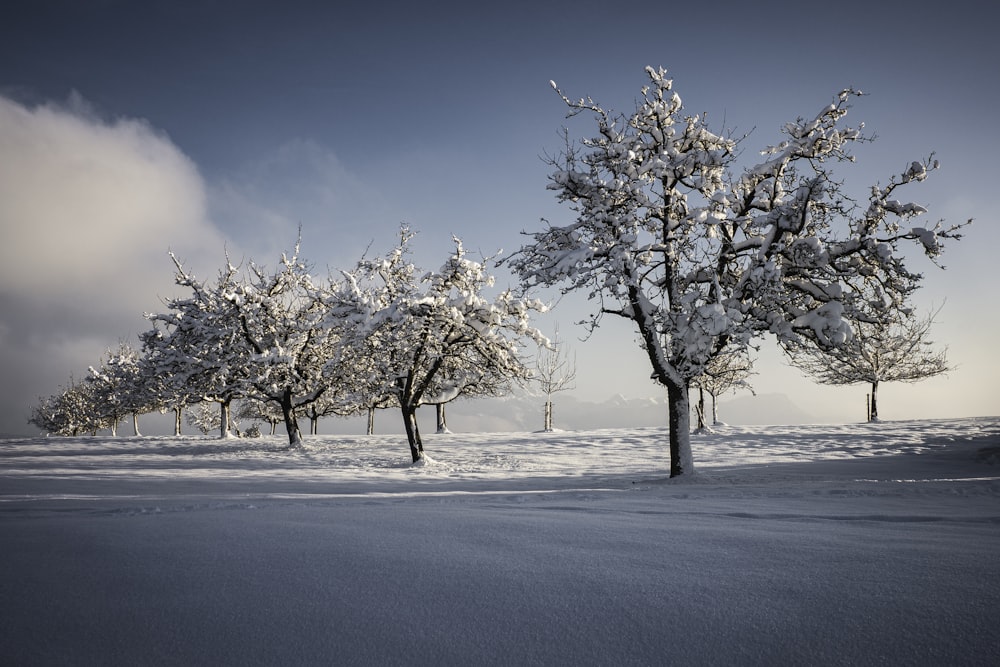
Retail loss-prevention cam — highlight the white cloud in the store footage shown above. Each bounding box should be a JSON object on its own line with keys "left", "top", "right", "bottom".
{"left": 0, "top": 94, "right": 223, "bottom": 298}
{"left": 0, "top": 93, "right": 225, "bottom": 434}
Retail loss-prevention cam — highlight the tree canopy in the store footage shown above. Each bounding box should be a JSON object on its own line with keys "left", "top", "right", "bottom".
{"left": 512, "top": 66, "right": 966, "bottom": 476}
{"left": 331, "top": 227, "right": 547, "bottom": 461}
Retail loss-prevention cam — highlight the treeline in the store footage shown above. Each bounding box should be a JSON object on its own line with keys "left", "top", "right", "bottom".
{"left": 30, "top": 226, "right": 547, "bottom": 461}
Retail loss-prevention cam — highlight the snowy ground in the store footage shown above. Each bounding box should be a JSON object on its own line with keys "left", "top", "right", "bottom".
{"left": 2, "top": 417, "right": 999, "bottom": 666}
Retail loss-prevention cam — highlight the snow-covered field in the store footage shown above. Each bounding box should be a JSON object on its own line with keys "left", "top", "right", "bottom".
{"left": 2, "top": 417, "right": 999, "bottom": 666}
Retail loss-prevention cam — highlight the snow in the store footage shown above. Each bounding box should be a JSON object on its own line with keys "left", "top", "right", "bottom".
{"left": 2, "top": 417, "right": 999, "bottom": 665}
{"left": 911, "top": 226, "right": 939, "bottom": 254}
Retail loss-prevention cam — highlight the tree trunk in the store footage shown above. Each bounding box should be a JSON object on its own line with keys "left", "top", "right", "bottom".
{"left": 695, "top": 387, "right": 706, "bottom": 431}
{"left": 401, "top": 404, "right": 424, "bottom": 463}
{"left": 870, "top": 380, "right": 879, "bottom": 422}
{"left": 109, "top": 419, "right": 118, "bottom": 437}
{"left": 710, "top": 391, "right": 719, "bottom": 426}
{"left": 666, "top": 380, "right": 694, "bottom": 478}
{"left": 219, "top": 400, "right": 231, "bottom": 439}
{"left": 173, "top": 406, "right": 182, "bottom": 436}
{"left": 280, "top": 389, "right": 303, "bottom": 447}
{"left": 310, "top": 415, "right": 319, "bottom": 435}
{"left": 367, "top": 407, "right": 375, "bottom": 435}
{"left": 132, "top": 413, "right": 141, "bottom": 437}
{"left": 544, "top": 400, "right": 553, "bottom": 431}
{"left": 435, "top": 403, "right": 449, "bottom": 434}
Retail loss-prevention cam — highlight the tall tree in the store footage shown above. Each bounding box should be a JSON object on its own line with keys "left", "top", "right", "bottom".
{"left": 784, "top": 306, "right": 950, "bottom": 421}
{"left": 333, "top": 228, "right": 546, "bottom": 462}
{"left": 511, "top": 67, "right": 966, "bottom": 476}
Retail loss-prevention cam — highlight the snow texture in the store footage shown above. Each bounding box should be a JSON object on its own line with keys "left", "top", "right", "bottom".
{"left": 2, "top": 417, "right": 999, "bottom": 665}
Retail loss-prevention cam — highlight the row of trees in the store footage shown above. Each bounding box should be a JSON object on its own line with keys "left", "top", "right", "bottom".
{"left": 31, "top": 228, "right": 550, "bottom": 461}
{"left": 31, "top": 67, "right": 963, "bottom": 476}
{"left": 28, "top": 345, "right": 291, "bottom": 439}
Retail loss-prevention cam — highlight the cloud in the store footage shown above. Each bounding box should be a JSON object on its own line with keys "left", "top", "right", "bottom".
{"left": 0, "top": 93, "right": 225, "bottom": 434}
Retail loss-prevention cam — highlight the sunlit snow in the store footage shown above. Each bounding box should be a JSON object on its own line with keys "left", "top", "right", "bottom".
{"left": 2, "top": 417, "right": 998, "bottom": 665}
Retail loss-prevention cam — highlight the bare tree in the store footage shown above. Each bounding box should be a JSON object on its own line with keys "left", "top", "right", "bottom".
{"left": 785, "top": 306, "right": 950, "bottom": 422}
{"left": 691, "top": 346, "right": 755, "bottom": 429}
{"left": 534, "top": 327, "right": 577, "bottom": 431}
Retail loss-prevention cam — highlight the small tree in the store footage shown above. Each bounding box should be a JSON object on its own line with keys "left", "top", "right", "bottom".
{"left": 87, "top": 342, "right": 149, "bottom": 436}
{"left": 299, "top": 392, "right": 356, "bottom": 435}
{"left": 28, "top": 393, "right": 63, "bottom": 435}
{"left": 511, "top": 67, "right": 966, "bottom": 476}
{"left": 139, "top": 329, "right": 197, "bottom": 436}
{"left": 691, "top": 346, "right": 755, "bottom": 429}
{"left": 429, "top": 345, "right": 520, "bottom": 434}
{"left": 784, "top": 305, "right": 949, "bottom": 422}
{"left": 534, "top": 326, "right": 577, "bottom": 431}
{"left": 28, "top": 377, "right": 104, "bottom": 436}
{"left": 187, "top": 400, "right": 239, "bottom": 436}
{"left": 238, "top": 397, "right": 284, "bottom": 435}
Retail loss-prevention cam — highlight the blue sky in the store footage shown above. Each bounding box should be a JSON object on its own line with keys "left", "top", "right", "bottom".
{"left": 1, "top": 0, "right": 996, "bottom": 435}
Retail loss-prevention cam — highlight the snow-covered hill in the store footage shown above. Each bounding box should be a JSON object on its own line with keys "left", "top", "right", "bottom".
{"left": 2, "top": 417, "right": 998, "bottom": 665}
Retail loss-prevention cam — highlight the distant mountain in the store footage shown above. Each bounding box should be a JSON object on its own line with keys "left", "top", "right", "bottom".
{"left": 332, "top": 391, "right": 818, "bottom": 435}
{"left": 715, "top": 393, "right": 818, "bottom": 425}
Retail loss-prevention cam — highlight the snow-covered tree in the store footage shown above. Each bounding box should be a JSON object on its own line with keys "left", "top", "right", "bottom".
{"left": 87, "top": 342, "right": 150, "bottom": 436}
{"left": 511, "top": 67, "right": 966, "bottom": 476}
{"left": 534, "top": 326, "right": 577, "bottom": 431}
{"left": 186, "top": 401, "right": 232, "bottom": 435}
{"left": 237, "top": 397, "right": 283, "bottom": 435}
{"left": 332, "top": 227, "right": 547, "bottom": 461}
{"left": 143, "top": 254, "right": 251, "bottom": 439}
{"left": 224, "top": 240, "right": 343, "bottom": 447}
{"left": 186, "top": 397, "right": 277, "bottom": 436}
{"left": 691, "top": 346, "right": 755, "bottom": 429}
{"left": 784, "top": 305, "right": 950, "bottom": 422}
{"left": 27, "top": 393, "right": 63, "bottom": 435}
{"left": 28, "top": 377, "right": 103, "bottom": 436}
{"left": 139, "top": 327, "right": 200, "bottom": 437}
